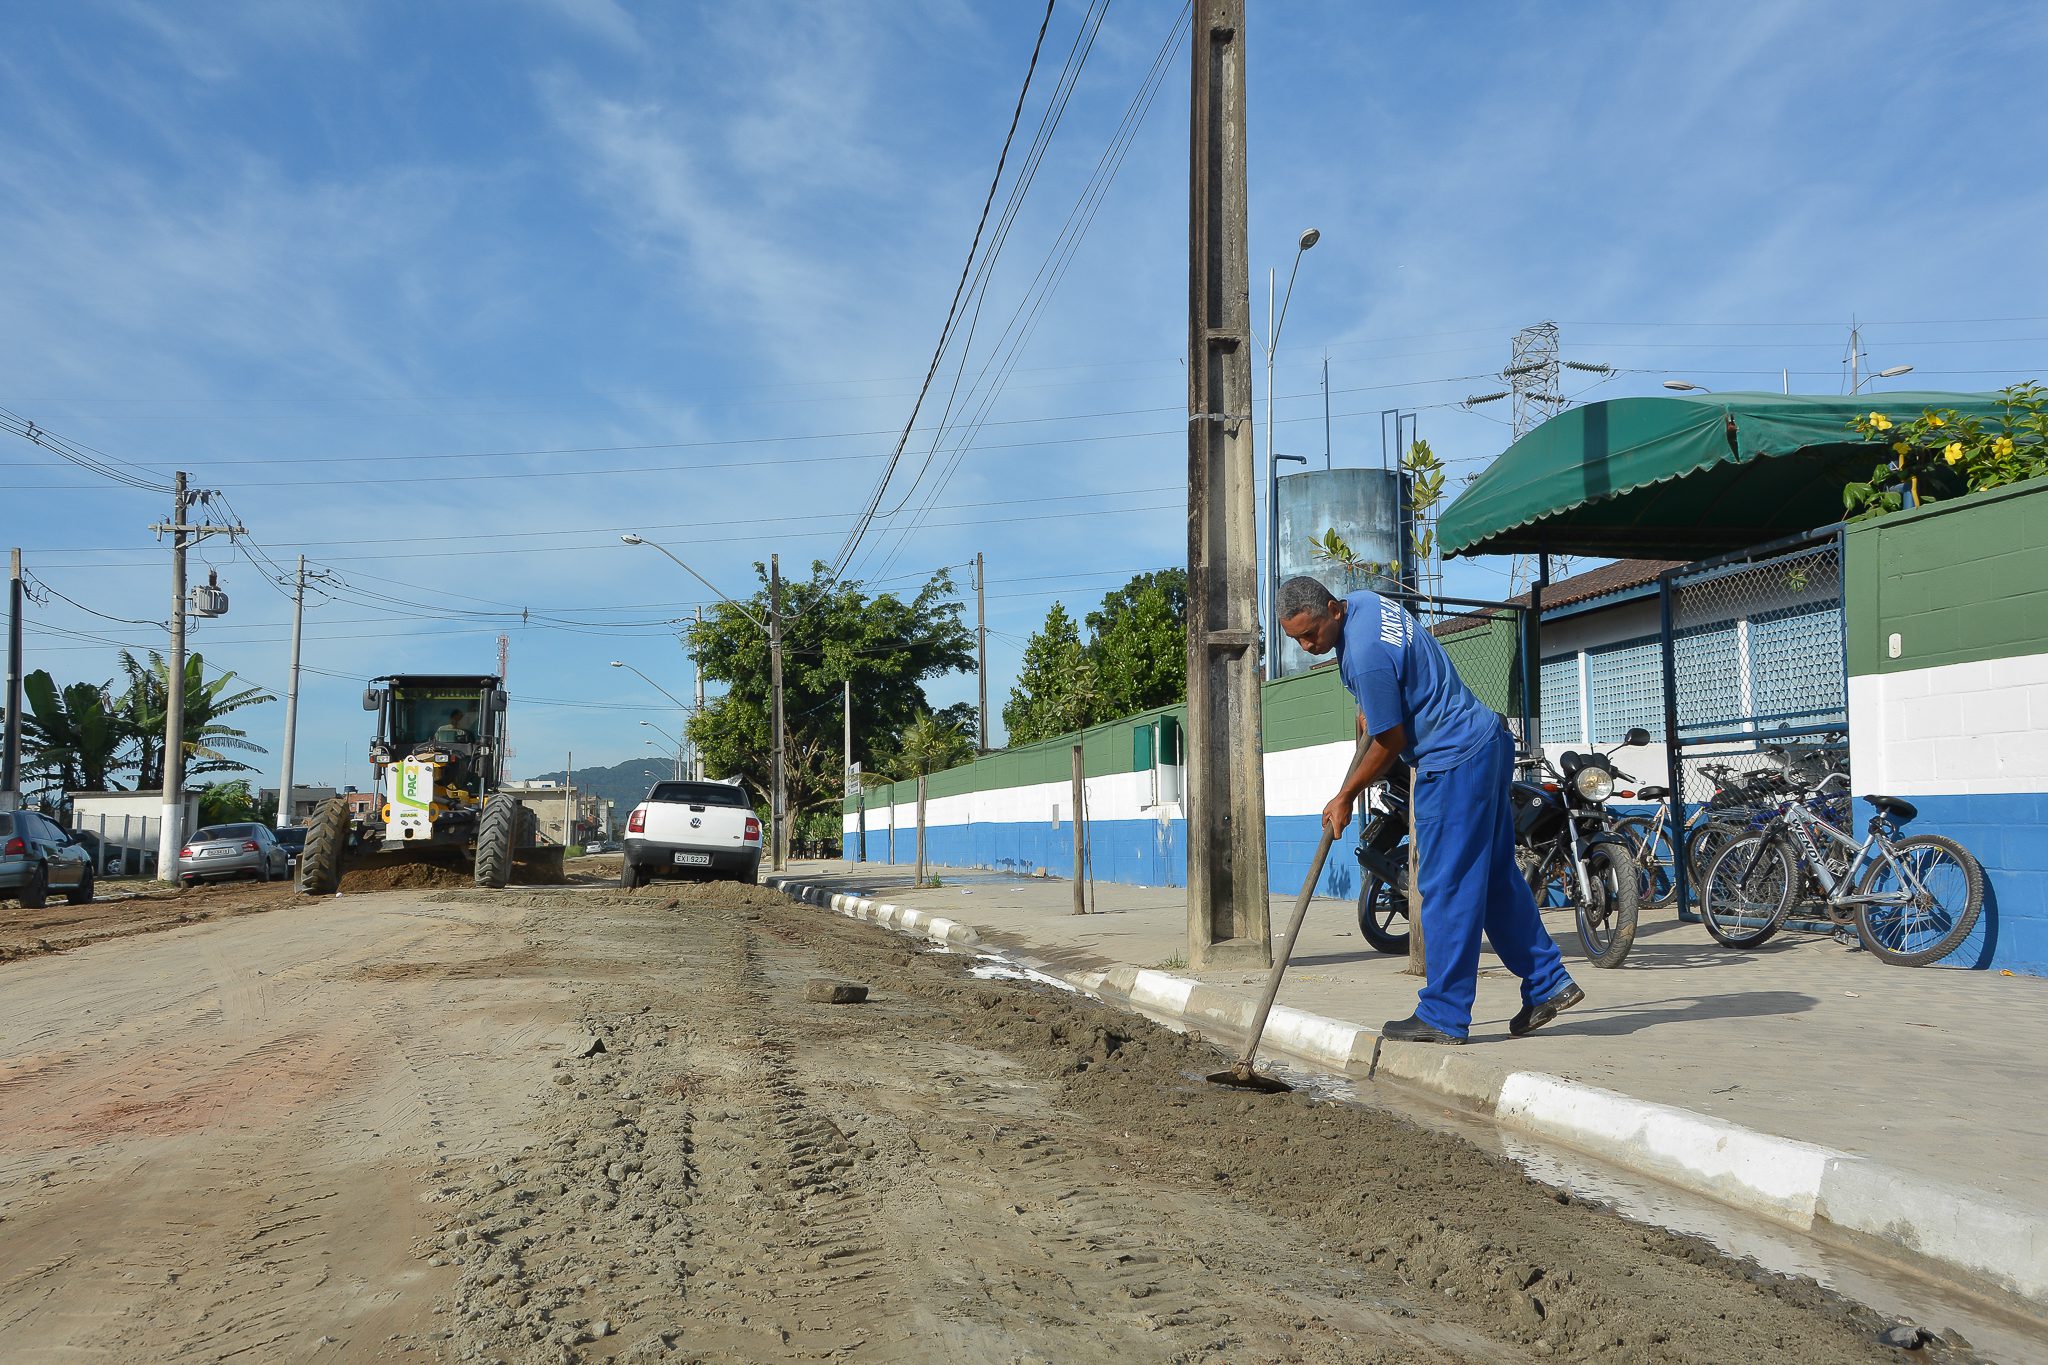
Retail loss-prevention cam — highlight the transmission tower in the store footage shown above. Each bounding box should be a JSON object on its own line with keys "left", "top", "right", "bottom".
{"left": 1507, "top": 321, "right": 1564, "bottom": 440}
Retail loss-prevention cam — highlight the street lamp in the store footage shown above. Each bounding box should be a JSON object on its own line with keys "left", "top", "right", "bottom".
{"left": 643, "top": 737, "right": 681, "bottom": 781}
{"left": 1662, "top": 380, "right": 1712, "bottom": 392}
{"left": 640, "top": 720, "right": 684, "bottom": 780}
{"left": 1264, "top": 225, "right": 1321, "bottom": 680}
{"left": 611, "top": 659, "right": 695, "bottom": 777}
{"left": 622, "top": 532, "right": 784, "bottom": 869}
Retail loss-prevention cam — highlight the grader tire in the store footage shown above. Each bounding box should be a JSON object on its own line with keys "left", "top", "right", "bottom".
{"left": 475, "top": 794, "right": 519, "bottom": 889}
{"left": 298, "top": 797, "right": 351, "bottom": 896}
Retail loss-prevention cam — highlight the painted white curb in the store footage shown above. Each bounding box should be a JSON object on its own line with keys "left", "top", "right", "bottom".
{"left": 765, "top": 875, "right": 2047, "bottom": 1310}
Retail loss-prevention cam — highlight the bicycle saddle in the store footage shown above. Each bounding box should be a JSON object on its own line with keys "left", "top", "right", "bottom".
{"left": 1864, "top": 794, "right": 1917, "bottom": 821}
{"left": 1636, "top": 785, "right": 1670, "bottom": 800}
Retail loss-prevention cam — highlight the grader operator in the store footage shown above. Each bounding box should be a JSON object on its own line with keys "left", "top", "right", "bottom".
{"left": 296, "top": 674, "right": 561, "bottom": 893}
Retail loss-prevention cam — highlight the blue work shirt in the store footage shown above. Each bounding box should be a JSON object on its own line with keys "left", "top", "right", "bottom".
{"left": 1336, "top": 590, "right": 1503, "bottom": 772}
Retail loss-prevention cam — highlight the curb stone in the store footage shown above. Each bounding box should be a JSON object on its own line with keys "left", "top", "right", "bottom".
{"left": 767, "top": 877, "right": 2048, "bottom": 1313}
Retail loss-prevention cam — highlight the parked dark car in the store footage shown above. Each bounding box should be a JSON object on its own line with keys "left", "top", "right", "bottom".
{"left": 272, "top": 825, "right": 308, "bottom": 868}
{"left": 0, "top": 810, "right": 95, "bottom": 907}
{"left": 177, "top": 823, "right": 292, "bottom": 885}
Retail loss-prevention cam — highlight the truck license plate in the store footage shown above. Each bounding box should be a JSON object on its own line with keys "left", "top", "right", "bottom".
{"left": 673, "top": 852, "right": 711, "bottom": 866}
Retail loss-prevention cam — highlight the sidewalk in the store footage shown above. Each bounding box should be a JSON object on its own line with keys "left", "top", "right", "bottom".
{"left": 769, "top": 859, "right": 2048, "bottom": 1317}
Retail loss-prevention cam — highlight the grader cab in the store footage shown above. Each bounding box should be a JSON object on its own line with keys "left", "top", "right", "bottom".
{"left": 296, "top": 674, "right": 562, "bottom": 893}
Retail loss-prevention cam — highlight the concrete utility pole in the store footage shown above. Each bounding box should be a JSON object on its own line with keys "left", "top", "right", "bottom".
{"left": 149, "top": 474, "right": 240, "bottom": 882}
{"left": 842, "top": 678, "right": 854, "bottom": 869}
{"left": 693, "top": 605, "right": 706, "bottom": 780}
{"left": 975, "top": 551, "right": 989, "bottom": 752}
{"left": 2, "top": 548, "right": 22, "bottom": 809}
{"left": 275, "top": 554, "right": 328, "bottom": 829}
{"left": 768, "top": 554, "right": 786, "bottom": 871}
{"left": 565, "top": 751, "right": 574, "bottom": 848}
{"left": 1184, "top": 0, "right": 1271, "bottom": 969}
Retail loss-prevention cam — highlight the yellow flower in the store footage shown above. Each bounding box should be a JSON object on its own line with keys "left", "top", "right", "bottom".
{"left": 1868, "top": 412, "right": 1893, "bottom": 431}
{"left": 1944, "top": 441, "right": 1965, "bottom": 466}
{"left": 1892, "top": 441, "right": 1910, "bottom": 456}
{"left": 1928, "top": 414, "right": 1946, "bottom": 427}
{"left": 1993, "top": 435, "right": 2016, "bottom": 457}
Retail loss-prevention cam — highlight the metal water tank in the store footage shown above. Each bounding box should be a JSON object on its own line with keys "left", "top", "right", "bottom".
{"left": 1274, "top": 467, "right": 1409, "bottom": 677}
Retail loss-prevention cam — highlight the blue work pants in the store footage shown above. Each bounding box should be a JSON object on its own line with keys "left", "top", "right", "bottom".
{"left": 1411, "top": 728, "right": 1574, "bottom": 1038}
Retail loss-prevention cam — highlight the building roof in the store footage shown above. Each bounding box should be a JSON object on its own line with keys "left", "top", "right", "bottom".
{"left": 1429, "top": 558, "right": 1682, "bottom": 638}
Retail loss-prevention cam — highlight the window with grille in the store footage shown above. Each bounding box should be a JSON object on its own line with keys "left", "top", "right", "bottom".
{"left": 1586, "top": 635, "right": 1664, "bottom": 743}
{"left": 1539, "top": 655, "right": 1581, "bottom": 745}
{"left": 1673, "top": 620, "right": 1741, "bottom": 735}
{"left": 1750, "top": 603, "right": 1845, "bottom": 727}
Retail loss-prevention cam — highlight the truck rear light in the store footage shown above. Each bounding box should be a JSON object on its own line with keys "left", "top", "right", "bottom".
{"left": 2, "top": 836, "right": 22, "bottom": 856}
{"left": 744, "top": 817, "right": 760, "bottom": 842}
{"left": 627, "top": 808, "right": 646, "bottom": 834}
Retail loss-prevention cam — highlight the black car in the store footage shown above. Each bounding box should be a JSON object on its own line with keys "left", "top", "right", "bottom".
{"left": 272, "top": 825, "right": 309, "bottom": 867}
{"left": 0, "top": 810, "right": 96, "bottom": 907}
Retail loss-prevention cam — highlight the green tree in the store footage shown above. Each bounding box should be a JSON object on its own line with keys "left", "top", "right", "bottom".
{"left": 120, "top": 650, "right": 274, "bottom": 790}
{"left": 1089, "top": 579, "right": 1185, "bottom": 718}
{"left": 197, "top": 779, "right": 258, "bottom": 825}
{"left": 1001, "top": 602, "right": 1099, "bottom": 746}
{"left": 685, "top": 563, "right": 974, "bottom": 825}
{"left": 893, "top": 710, "right": 974, "bottom": 780}
{"left": 20, "top": 671, "right": 128, "bottom": 794}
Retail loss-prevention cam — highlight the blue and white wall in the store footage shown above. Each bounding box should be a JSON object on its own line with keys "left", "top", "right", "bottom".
{"left": 1846, "top": 477, "right": 2048, "bottom": 973}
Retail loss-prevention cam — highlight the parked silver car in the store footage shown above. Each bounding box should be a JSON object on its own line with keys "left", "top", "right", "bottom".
{"left": 178, "top": 823, "right": 292, "bottom": 885}
{"left": 0, "top": 810, "right": 95, "bottom": 907}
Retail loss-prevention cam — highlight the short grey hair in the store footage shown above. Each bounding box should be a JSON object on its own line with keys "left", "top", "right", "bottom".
{"left": 1277, "top": 575, "right": 1337, "bottom": 623}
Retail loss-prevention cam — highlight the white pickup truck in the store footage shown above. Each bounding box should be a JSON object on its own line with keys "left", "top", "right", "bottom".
{"left": 621, "top": 779, "right": 763, "bottom": 888}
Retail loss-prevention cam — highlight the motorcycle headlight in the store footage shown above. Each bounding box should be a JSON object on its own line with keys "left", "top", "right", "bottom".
{"left": 1573, "top": 766, "right": 1614, "bottom": 803}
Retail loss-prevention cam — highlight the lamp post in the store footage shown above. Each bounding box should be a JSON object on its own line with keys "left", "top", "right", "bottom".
{"left": 623, "top": 533, "right": 782, "bottom": 867}
{"left": 643, "top": 738, "right": 680, "bottom": 781}
{"left": 1662, "top": 380, "right": 1712, "bottom": 392}
{"left": 640, "top": 721, "right": 684, "bottom": 780}
{"left": 611, "top": 659, "right": 694, "bottom": 778}
{"left": 1263, "top": 225, "right": 1320, "bottom": 680}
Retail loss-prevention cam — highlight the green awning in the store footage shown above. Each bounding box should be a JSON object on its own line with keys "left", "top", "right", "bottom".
{"left": 1439, "top": 391, "right": 2015, "bottom": 560}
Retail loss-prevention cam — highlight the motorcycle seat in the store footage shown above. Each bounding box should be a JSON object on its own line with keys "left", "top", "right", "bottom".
{"left": 1865, "top": 794, "right": 1917, "bottom": 821}
{"left": 1636, "top": 785, "right": 1670, "bottom": 801}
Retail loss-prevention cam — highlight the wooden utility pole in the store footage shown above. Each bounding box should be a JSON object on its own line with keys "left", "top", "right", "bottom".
{"left": 1185, "top": 0, "right": 1271, "bottom": 969}
{"left": 975, "top": 550, "right": 989, "bottom": 752}
{"left": 914, "top": 774, "right": 928, "bottom": 886}
{"left": 1070, "top": 744, "right": 1087, "bottom": 915}
{"left": 769, "top": 554, "right": 786, "bottom": 870}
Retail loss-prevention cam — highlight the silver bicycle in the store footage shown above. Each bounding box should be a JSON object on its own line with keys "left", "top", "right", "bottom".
{"left": 1699, "top": 769, "right": 1984, "bottom": 966}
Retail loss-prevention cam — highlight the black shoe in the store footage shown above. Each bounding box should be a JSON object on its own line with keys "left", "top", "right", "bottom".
{"left": 1381, "top": 1014, "right": 1465, "bottom": 1046}
{"left": 1510, "top": 983, "right": 1584, "bottom": 1037}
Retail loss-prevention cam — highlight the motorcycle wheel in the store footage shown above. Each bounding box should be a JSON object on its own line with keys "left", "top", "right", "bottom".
{"left": 1574, "top": 837, "right": 1641, "bottom": 968}
{"left": 1356, "top": 862, "right": 1410, "bottom": 954}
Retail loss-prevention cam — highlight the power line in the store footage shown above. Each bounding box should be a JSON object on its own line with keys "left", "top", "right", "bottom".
{"left": 829, "top": 0, "right": 1061, "bottom": 586}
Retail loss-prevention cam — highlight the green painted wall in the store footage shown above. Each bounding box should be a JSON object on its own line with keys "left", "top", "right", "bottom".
{"left": 846, "top": 623, "right": 1517, "bottom": 812}
{"left": 1845, "top": 473, "right": 2048, "bottom": 677}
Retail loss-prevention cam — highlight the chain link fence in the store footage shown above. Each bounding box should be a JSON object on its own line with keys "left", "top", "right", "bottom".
{"left": 1657, "top": 529, "right": 1848, "bottom": 916}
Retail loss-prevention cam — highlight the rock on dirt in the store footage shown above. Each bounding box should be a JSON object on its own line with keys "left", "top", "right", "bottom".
{"left": 805, "top": 978, "right": 869, "bottom": 1004}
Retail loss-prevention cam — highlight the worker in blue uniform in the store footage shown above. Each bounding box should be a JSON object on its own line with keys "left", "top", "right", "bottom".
{"left": 1278, "top": 576, "right": 1581, "bottom": 1044}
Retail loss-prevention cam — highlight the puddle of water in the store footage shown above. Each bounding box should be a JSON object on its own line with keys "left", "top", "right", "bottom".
{"left": 966, "top": 957, "right": 1084, "bottom": 994}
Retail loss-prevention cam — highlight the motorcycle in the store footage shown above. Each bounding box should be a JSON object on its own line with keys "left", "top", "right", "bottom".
{"left": 1352, "top": 770, "right": 1411, "bottom": 954}
{"left": 1512, "top": 727, "right": 1650, "bottom": 968}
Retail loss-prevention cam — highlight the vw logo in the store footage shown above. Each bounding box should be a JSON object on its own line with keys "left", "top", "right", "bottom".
{"left": 689, "top": 817, "right": 701, "bottom": 828}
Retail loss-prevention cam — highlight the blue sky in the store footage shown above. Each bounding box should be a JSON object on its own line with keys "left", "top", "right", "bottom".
{"left": 4, "top": 0, "right": 2047, "bottom": 792}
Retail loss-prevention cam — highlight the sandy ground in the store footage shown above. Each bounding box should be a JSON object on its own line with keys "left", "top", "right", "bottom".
{"left": 0, "top": 878, "right": 1977, "bottom": 1363}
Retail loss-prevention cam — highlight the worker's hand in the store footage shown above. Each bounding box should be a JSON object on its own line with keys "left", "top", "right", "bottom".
{"left": 1321, "top": 794, "right": 1354, "bottom": 840}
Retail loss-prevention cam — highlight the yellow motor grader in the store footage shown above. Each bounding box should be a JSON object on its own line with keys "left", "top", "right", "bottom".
{"left": 296, "top": 674, "right": 562, "bottom": 893}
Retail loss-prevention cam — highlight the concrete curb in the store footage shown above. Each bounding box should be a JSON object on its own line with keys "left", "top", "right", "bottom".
{"left": 767, "top": 877, "right": 2046, "bottom": 1311}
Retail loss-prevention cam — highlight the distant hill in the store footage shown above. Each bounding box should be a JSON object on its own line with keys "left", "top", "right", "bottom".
{"left": 517, "top": 756, "right": 673, "bottom": 819}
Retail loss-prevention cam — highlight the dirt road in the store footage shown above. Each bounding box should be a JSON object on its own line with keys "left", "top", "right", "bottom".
{"left": 0, "top": 879, "right": 1958, "bottom": 1363}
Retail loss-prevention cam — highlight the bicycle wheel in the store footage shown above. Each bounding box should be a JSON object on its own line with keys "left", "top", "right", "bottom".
{"left": 1701, "top": 834, "right": 1795, "bottom": 948}
{"left": 1614, "top": 814, "right": 1676, "bottom": 909}
{"left": 1574, "top": 837, "right": 1640, "bottom": 968}
{"left": 1683, "top": 816, "right": 1746, "bottom": 887}
{"left": 1854, "top": 834, "right": 1984, "bottom": 967}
